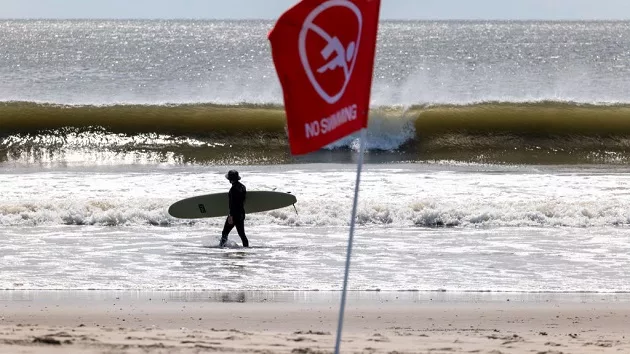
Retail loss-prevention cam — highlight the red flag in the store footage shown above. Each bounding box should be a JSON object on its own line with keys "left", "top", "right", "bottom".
{"left": 268, "top": 0, "right": 381, "bottom": 155}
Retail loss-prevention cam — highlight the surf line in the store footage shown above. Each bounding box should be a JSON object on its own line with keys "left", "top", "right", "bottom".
{"left": 304, "top": 104, "right": 358, "bottom": 138}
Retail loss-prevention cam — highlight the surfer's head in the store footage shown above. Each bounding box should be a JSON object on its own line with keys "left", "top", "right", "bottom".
{"left": 225, "top": 170, "right": 241, "bottom": 182}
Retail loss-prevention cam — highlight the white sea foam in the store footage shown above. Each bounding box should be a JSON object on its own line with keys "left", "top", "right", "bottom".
{"left": 2, "top": 163, "right": 630, "bottom": 291}
{"left": 324, "top": 108, "right": 416, "bottom": 152}
{"left": 2, "top": 164, "right": 630, "bottom": 229}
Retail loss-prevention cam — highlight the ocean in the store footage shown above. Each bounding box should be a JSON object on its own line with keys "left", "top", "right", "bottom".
{"left": 1, "top": 20, "right": 630, "bottom": 294}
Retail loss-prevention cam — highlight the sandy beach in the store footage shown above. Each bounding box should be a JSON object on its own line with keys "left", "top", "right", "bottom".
{"left": 0, "top": 291, "right": 628, "bottom": 353}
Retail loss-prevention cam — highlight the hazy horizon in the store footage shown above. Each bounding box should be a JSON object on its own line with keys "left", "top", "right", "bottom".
{"left": 2, "top": 0, "right": 630, "bottom": 21}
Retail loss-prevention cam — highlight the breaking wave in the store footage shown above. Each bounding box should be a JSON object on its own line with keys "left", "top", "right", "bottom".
{"left": 3, "top": 100, "right": 630, "bottom": 165}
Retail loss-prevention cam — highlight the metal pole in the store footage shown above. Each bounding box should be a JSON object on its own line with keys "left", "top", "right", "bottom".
{"left": 334, "top": 128, "right": 367, "bottom": 354}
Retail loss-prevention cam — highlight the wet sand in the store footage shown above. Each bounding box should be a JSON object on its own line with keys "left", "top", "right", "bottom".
{"left": 0, "top": 291, "right": 629, "bottom": 353}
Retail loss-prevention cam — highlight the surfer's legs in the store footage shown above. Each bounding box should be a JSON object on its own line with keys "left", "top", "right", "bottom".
{"left": 235, "top": 214, "right": 248, "bottom": 247}
{"left": 220, "top": 217, "right": 234, "bottom": 247}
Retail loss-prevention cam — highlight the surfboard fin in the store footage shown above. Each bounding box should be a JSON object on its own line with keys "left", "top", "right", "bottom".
{"left": 293, "top": 204, "right": 298, "bottom": 215}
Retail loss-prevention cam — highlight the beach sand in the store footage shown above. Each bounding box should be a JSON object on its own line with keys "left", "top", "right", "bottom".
{"left": 0, "top": 291, "right": 628, "bottom": 353}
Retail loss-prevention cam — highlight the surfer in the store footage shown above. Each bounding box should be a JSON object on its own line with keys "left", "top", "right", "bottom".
{"left": 220, "top": 170, "right": 249, "bottom": 248}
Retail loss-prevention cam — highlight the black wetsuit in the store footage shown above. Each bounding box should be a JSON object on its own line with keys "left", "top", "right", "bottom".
{"left": 220, "top": 181, "right": 249, "bottom": 247}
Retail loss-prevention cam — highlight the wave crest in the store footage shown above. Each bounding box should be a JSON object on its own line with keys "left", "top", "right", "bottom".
{"left": 4, "top": 100, "right": 630, "bottom": 165}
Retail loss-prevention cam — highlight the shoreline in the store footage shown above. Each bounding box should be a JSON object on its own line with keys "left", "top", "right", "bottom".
{"left": 3, "top": 289, "right": 630, "bottom": 302}
{"left": 1, "top": 291, "right": 629, "bottom": 353}
{"left": 4, "top": 289, "right": 630, "bottom": 306}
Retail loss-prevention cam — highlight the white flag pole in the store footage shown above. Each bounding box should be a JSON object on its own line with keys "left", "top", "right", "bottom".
{"left": 334, "top": 128, "right": 367, "bottom": 354}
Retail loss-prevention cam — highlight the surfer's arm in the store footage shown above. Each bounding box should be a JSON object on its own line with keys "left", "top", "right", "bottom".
{"left": 227, "top": 186, "right": 234, "bottom": 216}
{"left": 227, "top": 189, "right": 233, "bottom": 223}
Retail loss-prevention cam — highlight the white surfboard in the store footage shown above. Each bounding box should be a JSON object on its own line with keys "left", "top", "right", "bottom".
{"left": 168, "top": 191, "right": 297, "bottom": 219}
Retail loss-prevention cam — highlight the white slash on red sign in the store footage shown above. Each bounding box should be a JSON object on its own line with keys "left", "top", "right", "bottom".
{"left": 268, "top": 0, "right": 381, "bottom": 155}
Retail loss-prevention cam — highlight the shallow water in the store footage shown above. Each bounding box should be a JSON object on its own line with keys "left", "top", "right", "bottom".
{"left": 2, "top": 163, "right": 630, "bottom": 292}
